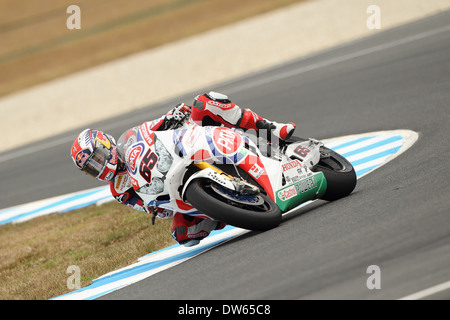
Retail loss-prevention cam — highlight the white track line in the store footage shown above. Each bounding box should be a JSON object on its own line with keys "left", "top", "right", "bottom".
{"left": 398, "top": 280, "right": 450, "bottom": 300}
{"left": 226, "top": 25, "right": 450, "bottom": 94}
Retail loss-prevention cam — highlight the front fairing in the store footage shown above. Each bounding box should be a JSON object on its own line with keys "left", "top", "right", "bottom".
{"left": 124, "top": 122, "right": 194, "bottom": 213}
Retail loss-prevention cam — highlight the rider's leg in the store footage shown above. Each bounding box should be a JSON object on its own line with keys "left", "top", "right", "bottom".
{"left": 191, "top": 92, "right": 296, "bottom": 141}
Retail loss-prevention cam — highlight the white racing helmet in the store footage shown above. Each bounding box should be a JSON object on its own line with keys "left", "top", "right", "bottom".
{"left": 70, "top": 129, "right": 122, "bottom": 181}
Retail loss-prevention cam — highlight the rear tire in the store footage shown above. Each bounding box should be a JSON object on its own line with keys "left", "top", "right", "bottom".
{"left": 184, "top": 179, "right": 282, "bottom": 231}
{"left": 285, "top": 136, "right": 356, "bottom": 201}
{"left": 314, "top": 146, "right": 357, "bottom": 201}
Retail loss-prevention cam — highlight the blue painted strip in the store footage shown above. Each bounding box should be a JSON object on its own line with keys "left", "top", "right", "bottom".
{"left": 0, "top": 189, "right": 106, "bottom": 225}
{"left": 91, "top": 226, "right": 236, "bottom": 288}
{"left": 355, "top": 165, "right": 379, "bottom": 177}
{"left": 328, "top": 136, "right": 374, "bottom": 151}
{"left": 58, "top": 196, "right": 112, "bottom": 213}
{"left": 341, "top": 136, "right": 403, "bottom": 158}
{"left": 83, "top": 286, "right": 124, "bottom": 300}
{"left": 349, "top": 146, "right": 402, "bottom": 167}
{"left": 53, "top": 227, "right": 238, "bottom": 300}
{"left": 90, "top": 249, "right": 195, "bottom": 288}
{"left": 139, "top": 225, "right": 236, "bottom": 259}
{"left": 52, "top": 283, "right": 124, "bottom": 300}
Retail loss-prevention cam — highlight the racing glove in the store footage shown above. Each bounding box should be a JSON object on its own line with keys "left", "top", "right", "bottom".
{"left": 163, "top": 103, "right": 191, "bottom": 129}
{"left": 147, "top": 206, "right": 174, "bottom": 225}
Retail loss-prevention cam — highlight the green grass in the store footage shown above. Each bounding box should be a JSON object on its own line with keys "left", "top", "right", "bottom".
{"left": 0, "top": 201, "right": 175, "bottom": 300}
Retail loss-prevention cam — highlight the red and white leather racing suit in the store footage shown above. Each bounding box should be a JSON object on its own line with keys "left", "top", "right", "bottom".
{"left": 109, "top": 92, "right": 295, "bottom": 247}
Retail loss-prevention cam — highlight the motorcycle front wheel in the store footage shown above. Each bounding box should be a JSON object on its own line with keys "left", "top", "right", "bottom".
{"left": 184, "top": 179, "right": 282, "bottom": 231}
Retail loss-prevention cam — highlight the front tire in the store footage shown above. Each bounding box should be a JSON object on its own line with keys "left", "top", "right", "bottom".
{"left": 184, "top": 179, "right": 282, "bottom": 231}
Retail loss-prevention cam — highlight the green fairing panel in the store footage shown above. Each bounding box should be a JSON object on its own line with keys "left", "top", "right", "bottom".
{"left": 275, "top": 172, "right": 327, "bottom": 212}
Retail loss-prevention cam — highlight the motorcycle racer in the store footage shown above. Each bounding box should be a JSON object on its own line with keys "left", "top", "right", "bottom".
{"left": 71, "top": 92, "right": 296, "bottom": 247}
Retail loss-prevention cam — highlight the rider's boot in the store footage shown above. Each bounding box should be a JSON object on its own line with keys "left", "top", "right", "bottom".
{"left": 238, "top": 109, "right": 296, "bottom": 141}
{"left": 171, "top": 213, "right": 225, "bottom": 247}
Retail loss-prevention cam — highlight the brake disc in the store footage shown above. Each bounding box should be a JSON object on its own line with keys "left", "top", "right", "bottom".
{"left": 210, "top": 184, "right": 265, "bottom": 206}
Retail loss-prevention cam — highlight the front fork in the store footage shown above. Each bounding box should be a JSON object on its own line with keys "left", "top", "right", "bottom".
{"left": 193, "top": 161, "right": 234, "bottom": 179}
{"left": 181, "top": 161, "right": 260, "bottom": 199}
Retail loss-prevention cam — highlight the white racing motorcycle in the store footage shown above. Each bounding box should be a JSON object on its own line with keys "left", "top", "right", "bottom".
{"left": 118, "top": 118, "right": 356, "bottom": 231}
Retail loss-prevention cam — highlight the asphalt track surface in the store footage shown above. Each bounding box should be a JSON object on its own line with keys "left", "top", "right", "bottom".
{"left": 1, "top": 11, "right": 449, "bottom": 299}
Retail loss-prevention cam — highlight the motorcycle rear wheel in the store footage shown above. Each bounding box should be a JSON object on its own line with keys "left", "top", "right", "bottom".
{"left": 184, "top": 179, "right": 282, "bottom": 231}
{"left": 285, "top": 136, "right": 357, "bottom": 201}
{"left": 314, "top": 146, "right": 357, "bottom": 201}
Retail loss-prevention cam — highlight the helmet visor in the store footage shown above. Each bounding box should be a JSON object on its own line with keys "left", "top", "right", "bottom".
{"left": 82, "top": 144, "right": 109, "bottom": 179}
